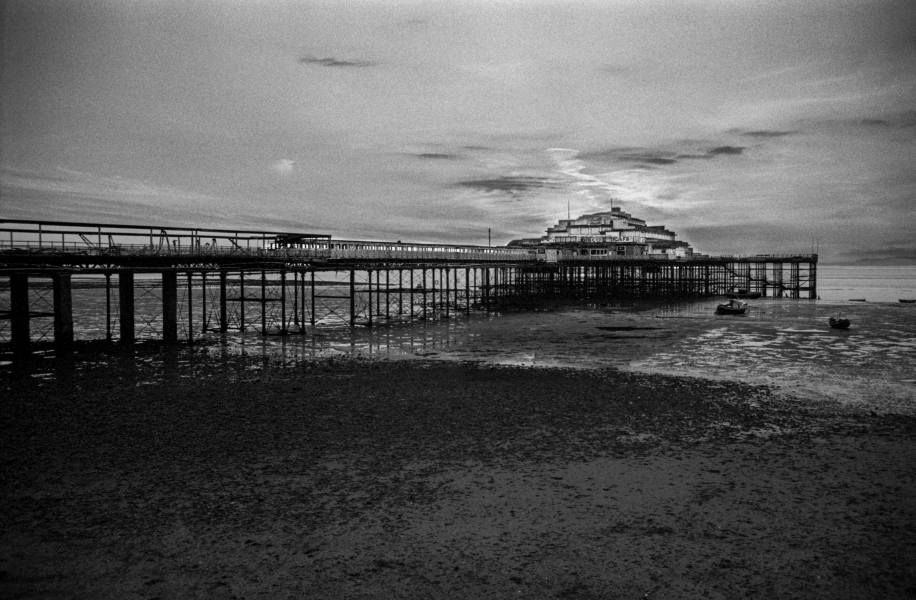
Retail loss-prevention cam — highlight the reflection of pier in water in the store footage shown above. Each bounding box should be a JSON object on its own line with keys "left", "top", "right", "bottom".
{"left": 1, "top": 219, "right": 817, "bottom": 356}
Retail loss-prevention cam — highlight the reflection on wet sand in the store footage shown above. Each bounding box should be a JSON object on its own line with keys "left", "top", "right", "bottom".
{"left": 199, "top": 297, "right": 916, "bottom": 414}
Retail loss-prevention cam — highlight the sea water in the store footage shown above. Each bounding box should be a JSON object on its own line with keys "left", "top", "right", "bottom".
{"left": 5, "top": 266, "right": 915, "bottom": 413}
{"left": 220, "top": 265, "right": 916, "bottom": 413}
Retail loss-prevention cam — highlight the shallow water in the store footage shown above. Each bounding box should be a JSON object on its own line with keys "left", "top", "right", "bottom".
{"left": 203, "top": 265, "right": 916, "bottom": 414}
{"left": 8, "top": 265, "right": 916, "bottom": 413}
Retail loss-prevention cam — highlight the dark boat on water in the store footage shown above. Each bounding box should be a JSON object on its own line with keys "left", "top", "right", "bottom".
{"left": 716, "top": 299, "right": 747, "bottom": 315}
{"left": 725, "top": 288, "right": 762, "bottom": 299}
{"left": 900, "top": 299, "right": 916, "bottom": 304}
{"left": 829, "top": 317, "right": 851, "bottom": 329}
{"left": 849, "top": 298, "right": 866, "bottom": 302}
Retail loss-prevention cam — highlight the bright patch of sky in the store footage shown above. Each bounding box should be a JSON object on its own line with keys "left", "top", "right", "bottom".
{"left": 2, "top": 0, "right": 914, "bottom": 263}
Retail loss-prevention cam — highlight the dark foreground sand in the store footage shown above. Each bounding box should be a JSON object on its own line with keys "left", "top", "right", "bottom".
{"left": 2, "top": 348, "right": 915, "bottom": 599}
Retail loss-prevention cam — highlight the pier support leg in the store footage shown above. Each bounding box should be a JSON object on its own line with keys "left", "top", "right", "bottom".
{"left": 810, "top": 262, "right": 817, "bottom": 299}
{"left": 466, "top": 268, "right": 471, "bottom": 314}
{"left": 444, "top": 268, "right": 450, "bottom": 318}
{"left": 310, "top": 271, "right": 316, "bottom": 327}
{"left": 349, "top": 270, "right": 356, "bottom": 327}
{"left": 187, "top": 273, "right": 194, "bottom": 344}
{"left": 162, "top": 271, "right": 178, "bottom": 344}
{"left": 292, "top": 271, "right": 299, "bottom": 331}
{"left": 105, "top": 273, "right": 112, "bottom": 341}
{"left": 53, "top": 273, "right": 74, "bottom": 353}
{"left": 201, "top": 272, "right": 207, "bottom": 333}
{"left": 422, "top": 268, "right": 428, "bottom": 319}
{"left": 219, "top": 271, "right": 228, "bottom": 332}
{"left": 281, "top": 270, "right": 287, "bottom": 334}
{"left": 10, "top": 274, "right": 30, "bottom": 356}
{"left": 260, "top": 271, "right": 267, "bottom": 334}
{"left": 367, "top": 270, "right": 373, "bottom": 327}
{"left": 119, "top": 271, "right": 135, "bottom": 345}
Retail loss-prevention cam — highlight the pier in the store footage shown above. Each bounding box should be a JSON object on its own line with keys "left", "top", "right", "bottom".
{"left": 0, "top": 219, "right": 817, "bottom": 356}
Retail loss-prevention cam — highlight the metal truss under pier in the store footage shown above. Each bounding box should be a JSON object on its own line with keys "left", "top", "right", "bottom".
{"left": 1, "top": 219, "right": 816, "bottom": 356}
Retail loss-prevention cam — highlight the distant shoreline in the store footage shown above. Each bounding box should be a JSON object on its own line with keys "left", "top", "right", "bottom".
{"left": 821, "top": 260, "right": 916, "bottom": 267}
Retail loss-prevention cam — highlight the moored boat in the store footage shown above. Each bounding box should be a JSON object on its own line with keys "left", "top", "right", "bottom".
{"left": 849, "top": 298, "right": 866, "bottom": 302}
{"left": 829, "top": 317, "right": 851, "bottom": 329}
{"left": 715, "top": 299, "right": 747, "bottom": 315}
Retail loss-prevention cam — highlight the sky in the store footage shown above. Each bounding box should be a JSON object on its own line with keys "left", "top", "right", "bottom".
{"left": 1, "top": 0, "right": 915, "bottom": 264}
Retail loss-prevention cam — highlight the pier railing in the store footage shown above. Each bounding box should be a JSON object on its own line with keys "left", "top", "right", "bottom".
{"left": 0, "top": 219, "right": 818, "bottom": 266}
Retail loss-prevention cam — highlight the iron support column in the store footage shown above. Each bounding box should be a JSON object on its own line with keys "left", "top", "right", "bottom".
{"left": 119, "top": 271, "right": 135, "bottom": 344}
{"left": 281, "top": 270, "right": 287, "bottom": 334}
{"left": 349, "top": 270, "right": 356, "bottom": 326}
{"left": 53, "top": 272, "right": 74, "bottom": 353}
{"left": 260, "top": 271, "right": 267, "bottom": 334}
{"left": 187, "top": 272, "right": 193, "bottom": 344}
{"left": 162, "top": 271, "right": 178, "bottom": 343}
{"left": 10, "top": 274, "right": 30, "bottom": 355}
{"left": 219, "top": 271, "right": 228, "bottom": 332}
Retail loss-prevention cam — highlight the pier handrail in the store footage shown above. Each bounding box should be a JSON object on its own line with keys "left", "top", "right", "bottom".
{"left": 0, "top": 218, "right": 818, "bottom": 265}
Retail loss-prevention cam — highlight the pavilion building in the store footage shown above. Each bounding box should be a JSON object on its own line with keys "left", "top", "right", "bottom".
{"left": 507, "top": 207, "right": 696, "bottom": 259}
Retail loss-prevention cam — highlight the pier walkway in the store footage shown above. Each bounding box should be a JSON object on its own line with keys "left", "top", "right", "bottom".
{"left": 1, "top": 219, "right": 817, "bottom": 355}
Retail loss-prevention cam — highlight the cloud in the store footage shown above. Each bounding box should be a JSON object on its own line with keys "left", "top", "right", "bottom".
{"left": 298, "top": 56, "right": 376, "bottom": 68}
{"left": 579, "top": 143, "right": 752, "bottom": 166}
{"left": 542, "top": 148, "right": 712, "bottom": 219}
{"left": 0, "top": 165, "right": 240, "bottom": 227}
{"left": 578, "top": 148, "right": 679, "bottom": 166}
{"left": 2, "top": 165, "right": 219, "bottom": 205}
{"left": 271, "top": 159, "right": 294, "bottom": 175}
{"left": 741, "top": 130, "right": 797, "bottom": 138}
{"left": 833, "top": 238, "right": 916, "bottom": 265}
{"left": 638, "top": 157, "right": 678, "bottom": 165}
{"left": 456, "top": 175, "right": 561, "bottom": 194}
{"left": 707, "top": 146, "right": 745, "bottom": 156}
{"left": 417, "top": 153, "right": 458, "bottom": 160}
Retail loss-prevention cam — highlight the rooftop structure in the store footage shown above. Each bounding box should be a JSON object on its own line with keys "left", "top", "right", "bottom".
{"left": 508, "top": 207, "right": 695, "bottom": 259}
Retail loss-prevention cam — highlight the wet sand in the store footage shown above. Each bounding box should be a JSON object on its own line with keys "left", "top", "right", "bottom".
{"left": 2, "top": 349, "right": 915, "bottom": 599}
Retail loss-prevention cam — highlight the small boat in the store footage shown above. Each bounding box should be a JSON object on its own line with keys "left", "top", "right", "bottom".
{"left": 829, "top": 317, "right": 851, "bottom": 329}
{"left": 849, "top": 298, "right": 866, "bottom": 302}
{"left": 715, "top": 299, "right": 747, "bottom": 315}
{"left": 900, "top": 299, "right": 916, "bottom": 304}
{"left": 725, "top": 289, "right": 762, "bottom": 299}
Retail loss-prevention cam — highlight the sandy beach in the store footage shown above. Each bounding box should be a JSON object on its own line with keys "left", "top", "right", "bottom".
{"left": 2, "top": 348, "right": 915, "bottom": 599}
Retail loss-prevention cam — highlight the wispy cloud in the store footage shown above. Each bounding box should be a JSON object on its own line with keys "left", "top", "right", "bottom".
{"left": 707, "top": 146, "right": 745, "bottom": 156}
{"left": 456, "top": 175, "right": 561, "bottom": 195}
{"left": 0, "top": 165, "right": 238, "bottom": 226}
{"left": 741, "top": 130, "right": 797, "bottom": 138}
{"left": 737, "top": 64, "right": 810, "bottom": 85}
{"left": 298, "top": 56, "right": 376, "bottom": 68}
{"left": 271, "top": 159, "right": 295, "bottom": 175}
{"left": 579, "top": 144, "right": 749, "bottom": 166}
{"left": 675, "top": 154, "right": 715, "bottom": 160}
{"left": 1, "top": 166, "right": 218, "bottom": 205}
{"left": 417, "top": 153, "right": 458, "bottom": 160}
{"left": 544, "top": 148, "right": 710, "bottom": 217}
